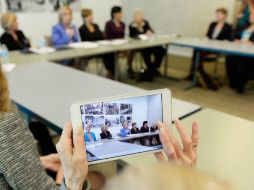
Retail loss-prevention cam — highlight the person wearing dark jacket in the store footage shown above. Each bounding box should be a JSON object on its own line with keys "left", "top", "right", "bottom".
{"left": 140, "top": 121, "right": 150, "bottom": 133}
{"left": 0, "top": 12, "right": 30, "bottom": 51}
{"left": 100, "top": 125, "right": 112, "bottom": 139}
{"left": 131, "top": 122, "right": 140, "bottom": 134}
{"left": 226, "top": 11, "right": 254, "bottom": 94}
{"left": 129, "top": 10, "right": 165, "bottom": 81}
{"left": 186, "top": 8, "right": 233, "bottom": 81}
{"left": 79, "top": 9, "right": 116, "bottom": 79}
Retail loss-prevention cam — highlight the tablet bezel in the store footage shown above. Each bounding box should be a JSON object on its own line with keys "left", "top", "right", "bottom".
{"left": 70, "top": 88, "right": 172, "bottom": 165}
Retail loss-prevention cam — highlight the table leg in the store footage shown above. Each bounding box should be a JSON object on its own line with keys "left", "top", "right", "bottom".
{"left": 114, "top": 52, "right": 119, "bottom": 80}
{"left": 164, "top": 45, "right": 169, "bottom": 77}
{"left": 184, "top": 50, "right": 200, "bottom": 90}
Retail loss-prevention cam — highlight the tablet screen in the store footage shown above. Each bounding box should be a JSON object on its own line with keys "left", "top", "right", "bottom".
{"left": 80, "top": 94, "right": 163, "bottom": 162}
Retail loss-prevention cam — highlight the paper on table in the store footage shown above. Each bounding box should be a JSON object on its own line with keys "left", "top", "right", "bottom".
{"left": 1, "top": 63, "right": 16, "bottom": 72}
{"left": 111, "top": 39, "right": 129, "bottom": 45}
{"left": 97, "top": 40, "right": 112, "bottom": 46}
{"left": 69, "top": 42, "right": 99, "bottom": 49}
{"left": 138, "top": 34, "right": 151, "bottom": 41}
{"left": 29, "top": 47, "right": 56, "bottom": 55}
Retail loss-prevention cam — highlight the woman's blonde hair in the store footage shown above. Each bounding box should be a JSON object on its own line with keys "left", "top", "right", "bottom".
{"left": 58, "top": 6, "right": 72, "bottom": 23}
{"left": 1, "top": 12, "right": 17, "bottom": 30}
{"left": 0, "top": 65, "right": 11, "bottom": 112}
{"left": 105, "top": 163, "right": 237, "bottom": 190}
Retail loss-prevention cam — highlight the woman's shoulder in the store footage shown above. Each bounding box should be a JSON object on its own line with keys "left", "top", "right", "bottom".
{"left": 0, "top": 109, "right": 28, "bottom": 138}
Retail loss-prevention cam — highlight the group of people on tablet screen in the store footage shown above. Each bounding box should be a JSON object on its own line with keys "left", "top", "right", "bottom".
{"left": 84, "top": 120, "right": 159, "bottom": 144}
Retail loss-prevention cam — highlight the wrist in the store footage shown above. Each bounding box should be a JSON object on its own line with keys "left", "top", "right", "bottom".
{"left": 65, "top": 176, "right": 86, "bottom": 190}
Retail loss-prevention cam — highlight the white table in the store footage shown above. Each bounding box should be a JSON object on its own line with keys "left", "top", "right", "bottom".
{"left": 169, "top": 37, "right": 254, "bottom": 89}
{"left": 7, "top": 61, "right": 201, "bottom": 133}
{"left": 122, "top": 108, "right": 254, "bottom": 190}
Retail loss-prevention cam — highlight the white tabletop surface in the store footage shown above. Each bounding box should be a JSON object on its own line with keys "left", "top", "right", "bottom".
{"left": 7, "top": 61, "right": 201, "bottom": 130}
{"left": 122, "top": 108, "right": 254, "bottom": 190}
{"left": 171, "top": 37, "right": 254, "bottom": 57}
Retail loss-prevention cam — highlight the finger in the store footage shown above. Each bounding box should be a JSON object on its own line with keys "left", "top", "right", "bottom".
{"left": 159, "top": 126, "right": 177, "bottom": 161}
{"left": 172, "top": 137, "right": 192, "bottom": 166}
{"left": 73, "top": 124, "right": 86, "bottom": 157}
{"left": 191, "top": 121, "right": 199, "bottom": 157}
{"left": 174, "top": 119, "right": 193, "bottom": 158}
{"left": 57, "top": 122, "right": 73, "bottom": 155}
{"left": 154, "top": 152, "right": 166, "bottom": 162}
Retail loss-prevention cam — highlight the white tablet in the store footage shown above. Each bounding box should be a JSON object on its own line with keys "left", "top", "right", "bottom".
{"left": 71, "top": 89, "right": 172, "bottom": 165}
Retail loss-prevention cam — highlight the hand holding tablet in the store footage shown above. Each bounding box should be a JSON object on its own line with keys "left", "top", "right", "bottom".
{"left": 71, "top": 89, "right": 172, "bottom": 164}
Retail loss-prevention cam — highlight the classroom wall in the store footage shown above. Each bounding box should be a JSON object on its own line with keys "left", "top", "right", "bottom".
{"left": 0, "top": 0, "right": 122, "bottom": 46}
{"left": 147, "top": 95, "right": 163, "bottom": 126}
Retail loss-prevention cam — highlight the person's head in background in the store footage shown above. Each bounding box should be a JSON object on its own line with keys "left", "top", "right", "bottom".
{"left": 1, "top": 12, "right": 18, "bottom": 33}
{"left": 105, "top": 163, "right": 237, "bottom": 190}
{"left": 101, "top": 125, "right": 108, "bottom": 133}
{"left": 122, "top": 121, "right": 129, "bottom": 129}
{"left": 81, "top": 8, "right": 93, "bottom": 24}
{"left": 111, "top": 6, "right": 123, "bottom": 22}
{"left": 215, "top": 8, "right": 228, "bottom": 23}
{"left": 143, "top": 121, "right": 148, "bottom": 127}
{"left": 133, "top": 10, "right": 144, "bottom": 24}
{"left": 0, "top": 66, "right": 11, "bottom": 113}
{"left": 59, "top": 6, "right": 73, "bottom": 27}
{"left": 132, "top": 122, "right": 137, "bottom": 129}
{"left": 86, "top": 123, "right": 93, "bottom": 133}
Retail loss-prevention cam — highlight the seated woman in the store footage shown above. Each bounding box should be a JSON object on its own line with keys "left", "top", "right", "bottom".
{"left": 79, "top": 8, "right": 116, "bottom": 79}
{"left": 119, "top": 121, "right": 131, "bottom": 137}
{"left": 51, "top": 6, "right": 79, "bottom": 46}
{"left": 140, "top": 121, "right": 150, "bottom": 133}
{"left": 84, "top": 124, "right": 97, "bottom": 142}
{"left": 104, "top": 6, "right": 135, "bottom": 79}
{"left": 0, "top": 12, "right": 30, "bottom": 51}
{"left": 129, "top": 10, "right": 165, "bottom": 81}
{"left": 131, "top": 122, "right": 140, "bottom": 134}
{"left": 186, "top": 8, "right": 233, "bottom": 81}
{"left": 100, "top": 125, "right": 112, "bottom": 139}
{"left": 226, "top": 11, "right": 254, "bottom": 94}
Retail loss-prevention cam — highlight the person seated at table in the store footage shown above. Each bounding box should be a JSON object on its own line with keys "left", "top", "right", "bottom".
{"left": 100, "top": 125, "right": 112, "bottom": 139}
{"left": 140, "top": 121, "right": 150, "bottom": 133}
{"left": 105, "top": 6, "right": 135, "bottom": 79}
{"left": 150, "top": 124, "right": 159, "bottom": 132}
{"left": 186, "top": 8, "right": 233, "bottom": 84}
{"left": 51, "top": 6, "right": 79, "bottom": 46}
{"left": 226, "top": 11, "right": 254, "bottom": 94}
{"left": 236, "top": 0, "right": 254, "bottom": 30}
{"left": 0, "top": 12, "right": 30, "bottom": 51}
{"left": 119, "top": 121, "right": 131, "bottom": 137}
{"left": 79, "top": 8, "right": 117, "bottom": 79}
{"left": 84, "top": 124, "right": 97, "bottom": 142}
{"left": 129, "top": 10, "right": 165, "bottom": 81}
{"left": 131, "top": 122, "right": 140, "bottom": 134}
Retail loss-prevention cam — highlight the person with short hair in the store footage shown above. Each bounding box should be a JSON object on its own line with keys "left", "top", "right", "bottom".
{"left": 140, "top": 121, "right": 150, "bottom": 133}
{"left": 100, "top": 125, "right": 112, "bottom": 139}
{"left": 79, "top": 8, "right": 117, "bottom": 79}
{"left": 119, "top": 121, "right": 130, "bottom": 137}
{"left": 0, "top": 12, "right": 30, "bottom": 51}
{"left": 105, "top": 6, "right": 125, "bottom": 40}
{"left": 129, "top": 10, "right": 165, "bottom": 81}
{"left": 130, "top": 122, "right": 140, "bottom": 134}
{"left": 185, "top": 8, "right": 233, "bottom": 89}
{"left": 84, "top": 124, "right": 97, "bottom": 142}
{"left": 51, "top": 6, "right": 79, "bottom": 46}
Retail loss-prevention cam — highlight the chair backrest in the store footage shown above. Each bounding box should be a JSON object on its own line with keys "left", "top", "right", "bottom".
{"left": 44, "top": 35, "right": 52, "bottom": 47}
